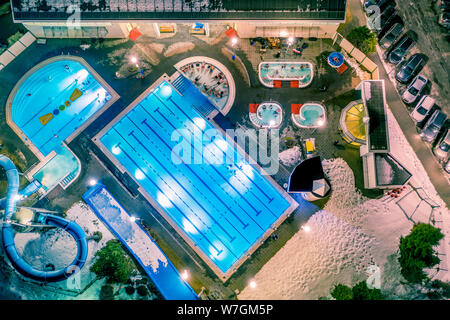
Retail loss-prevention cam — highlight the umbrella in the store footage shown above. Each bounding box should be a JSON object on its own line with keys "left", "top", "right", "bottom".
{"left": 312, "top": 178, "right": 330, "bottom": 197}
{"left": 129, "top": 28, "right": 142, "bottom": 41}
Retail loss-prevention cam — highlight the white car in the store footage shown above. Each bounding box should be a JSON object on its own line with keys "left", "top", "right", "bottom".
{"left": 410, "top": 95, "right": 435, "bottom": 123}
{"left": 402, "top": 75, "right": 428, "bottom": 104}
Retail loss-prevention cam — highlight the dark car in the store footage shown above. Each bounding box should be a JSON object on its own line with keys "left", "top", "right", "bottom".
{"left": 420, "top": 110, "right": 447, "bottom": 143}
{"left": 387, "top": 35, "right": 415, "bottom": 64}
{"left": 438, "top": 11, "right": 450, "bottom": 29}
{"left": 395, "top": 54, "right": 426, "bottom": 84}
{"left": 364, "top": 0, "right": 393, "bottom": 15}
{"left": 436, "top": 0, "right": 450, "bottom": 10}
{"left": 379, "top": 22, "right": 404, "bottom": 49}
{"left": 368, "top": 4, "right": 397, "bottom": 32}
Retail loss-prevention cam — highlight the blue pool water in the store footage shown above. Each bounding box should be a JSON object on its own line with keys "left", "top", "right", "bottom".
{"left": 299, "top": 104, "right": 326, "bottom": 127}
{"left": 99, "top": 81, "right": 293, "bottom": 276}
{"left": 11, "top": 59, "right": 112, "bottom": 156}
{"left": 32, "top": 145, "right": 78, "bottom": 192}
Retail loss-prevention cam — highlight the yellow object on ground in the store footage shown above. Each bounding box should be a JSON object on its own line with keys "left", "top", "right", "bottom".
{"left": 69, "top": 88, "right": 83, "bottom": 101}
{"left": 344, "top": 103, "right": 365, "bottom": 141}
{"left": 305, "top": 139, "right": 315, "bottom": 153}
{"left": 39, "top": 113, "right": 53, "bottom": 126}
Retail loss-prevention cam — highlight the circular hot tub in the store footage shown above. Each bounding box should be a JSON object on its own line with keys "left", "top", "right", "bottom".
{"left": 292, "top": 103, "right": 326, "bottom": 128}
{"left": 249, "top": 101, "right": 283, "bottom": 129}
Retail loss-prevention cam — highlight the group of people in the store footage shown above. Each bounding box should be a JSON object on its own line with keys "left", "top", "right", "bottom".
{"left": 181, "top": 61, "right": 229, "bottom": 100}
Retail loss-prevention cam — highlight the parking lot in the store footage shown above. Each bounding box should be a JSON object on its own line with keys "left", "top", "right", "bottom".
{"left": 394, "top": 0, "right": 450, "bottom": 114}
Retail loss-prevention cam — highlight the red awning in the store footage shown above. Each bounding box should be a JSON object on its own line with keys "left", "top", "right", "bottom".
{"left": 225, "top": 27, "right": 238, "bottom": 39}
{"left": 129, "top": 28, "right": 142, "bottom": 41}
{"left": 249, "top": 104, "right": 259, "bottom": 113}
{"left": 291, "top": 104, "right": 303, "bottom": 114}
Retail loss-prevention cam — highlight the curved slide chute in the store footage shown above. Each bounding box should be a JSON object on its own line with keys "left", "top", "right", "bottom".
{"left": 0, "top": 154, "right": 88, "bottom": 282}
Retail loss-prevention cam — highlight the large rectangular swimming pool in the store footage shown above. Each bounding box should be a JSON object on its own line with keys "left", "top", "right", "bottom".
{"left": 95, "top": 79, "right": 297, "bottom": 279}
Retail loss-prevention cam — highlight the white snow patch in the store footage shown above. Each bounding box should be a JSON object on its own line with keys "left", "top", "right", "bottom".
{"left": 278, "top": 146, "right": 302, "bottom": 167}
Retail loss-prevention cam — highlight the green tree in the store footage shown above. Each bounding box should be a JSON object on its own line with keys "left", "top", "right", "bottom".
{"left": 330, "top": 281, "right": 385, "bottom": 300}
{"left": 331, "top": 284, "right": 354, "bottom": 300}
{"left": 7, "top": 31, "right": 24, "bottom": 47}
{"left": 91, "top": 240, "right": 134, "bottom": 283}
{"left": 352, "top": 281, "right": 385, "bottom": 300}
{"left": 347, "top": 26, "right": 377, "bottom": 54}
{"left": 398, "top": 223, "right": 444, "bottom": 284}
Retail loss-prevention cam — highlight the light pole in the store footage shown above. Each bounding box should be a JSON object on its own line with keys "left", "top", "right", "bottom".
{"left": 286, "top": 36, "right": 294, "bottom": 58}
{"left": 130, "top": 56, "right": 143, "bottom": 78}
{"left": 231, "top": 37, "right": 238, "bottom": 60}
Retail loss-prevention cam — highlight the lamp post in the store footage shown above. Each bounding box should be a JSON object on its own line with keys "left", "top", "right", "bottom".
{"left": 231, "top": 37, "right": 238, "bottom": 60}
{"left": 287, "top": 36, "right": 294, "bottom": 57}
{"left": 130, "top": 56, "right": 143, "bottom": 78}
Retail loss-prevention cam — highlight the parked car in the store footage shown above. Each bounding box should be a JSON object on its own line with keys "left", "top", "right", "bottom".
{"left": 444, "top": 159, "right": 450, "bottom": 174}
{"left": 379, "top": 23, "right": 404, "bottom": 49}
{"left": 438, "top": 11, "right": 450, "bottom": 29}
{"left": 410, "top": 95, "right": 436, "bottom": 123}
{"left": 368, "top": 4, "right": 397, "bottom": 33}
{"left": 402, "top": 75, "right": 428, "bottom": 104}
{"left": 395, "top": 54, "right": 426, "bottom": 84}
{"left": 387, "top": 34, "right": 415, "bottom": 65}
{"left": 436, "top": 0, "right": 450, "bottom": 11}
{"left": 364, "top": 0, "right": 393, "bottom": 15}
{"left": 420, "top": 110, "right": 447, "bottom": 143}
{"left": 434, "top": 129, "right": 450, "bottom": 162}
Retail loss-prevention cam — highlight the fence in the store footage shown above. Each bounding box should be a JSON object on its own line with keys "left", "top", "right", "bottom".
{"left": 332, "top": 32, "right": 379, "bottom": 80}
{"left": 0, "top": 31, "right": 36, "bottom": 72}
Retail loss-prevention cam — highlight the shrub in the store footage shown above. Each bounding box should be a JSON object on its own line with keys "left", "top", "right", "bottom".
{"left": 331, "top": 284, "right": 353, "bottom": 300}
{"left": 330, "top": 281, "right": 385, "bottom": 300}
{"left": 125, "top": 286, "right": 135, "bottom": 295}
{"left": 7, "top": 31, "right": 24, "bottom": 47}
{"left": 347, "top": 26, "right": 377, "bottom": 54}
{"left": 99, "top": 284, "right": 115, "bottom": 300}
{"left": 90, "top": 231, "right": 103, "bottom": 242}
{"left": 90, "top": 240, "right": 134, "bottom": 284}
{"left": 351, "top": 281, "right": 385, "bottom": 300}
{"left": 284, "top": 137, "right": 296, "bottom": 148}
{"left": 137, "top": 285, "right": 149, "bottom": 297}
{"left": 399, "top": 223, "right": 444, "bottom": 284}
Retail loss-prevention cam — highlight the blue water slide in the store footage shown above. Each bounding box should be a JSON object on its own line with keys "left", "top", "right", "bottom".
{"left": 0, "top": 154, "right": 88, "bottom": 282}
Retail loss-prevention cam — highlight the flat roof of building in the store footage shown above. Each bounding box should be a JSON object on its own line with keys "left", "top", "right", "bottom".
{"left": 361, "top": 80, "right": 390, "bottom": 153}
{"left": 11, "top": 0, "right": 347, "bottom": 21}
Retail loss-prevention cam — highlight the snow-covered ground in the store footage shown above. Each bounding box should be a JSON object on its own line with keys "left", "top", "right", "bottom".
{"left": 88, "top": 188, "right": 168, "bottom": 272}
{"left": 278, "top": 146, "right": 302, "bottom": 167}
{"left": 239, "top": 107, "right": 449, "bottom": 299}
{"left": 0, "top": 201, "right": 115, "bottom": 300}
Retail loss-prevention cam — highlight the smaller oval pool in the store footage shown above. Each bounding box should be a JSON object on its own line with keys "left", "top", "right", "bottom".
{"left": 292, "top": 103, "right": 326, "bottom": 128}
{"left": 250, "top": 101, "right": 283, "bottom": 129}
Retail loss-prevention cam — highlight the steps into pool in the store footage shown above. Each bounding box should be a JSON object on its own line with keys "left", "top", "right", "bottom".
{"left": 171, "top": 74, "right": 218, "bottom": 119}
{"left": 60, "top": 170, "right": 78, "bottom": 189}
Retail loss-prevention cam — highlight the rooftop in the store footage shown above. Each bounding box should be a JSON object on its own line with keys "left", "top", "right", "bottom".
{"left": 361, "top": 80, "right": 390, "bottom": 153}
{"left": 11, "top": 0, "right": 347, "bottom": 21}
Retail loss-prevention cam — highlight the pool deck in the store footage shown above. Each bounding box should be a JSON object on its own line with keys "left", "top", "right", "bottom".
{"left": 93, "top": 73, "right": 298, "bottom": 282}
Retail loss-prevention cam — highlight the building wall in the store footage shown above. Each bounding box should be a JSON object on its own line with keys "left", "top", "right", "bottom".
{"left": 22, "top": 20, "right": 341, "bottom": 39}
